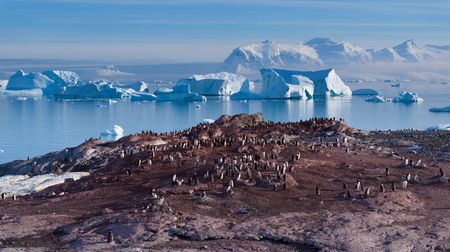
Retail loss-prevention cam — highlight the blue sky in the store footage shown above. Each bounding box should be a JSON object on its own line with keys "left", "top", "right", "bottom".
{"left": 1, "top": 0, "right": 449, "bottom": 63}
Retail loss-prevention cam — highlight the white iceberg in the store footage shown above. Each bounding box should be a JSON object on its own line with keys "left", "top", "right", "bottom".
{"left": 230, "top": 79, "right": 261, "bottom": 100}
{"left": 101, "top": 125, "right": 124, "bottom": 140}
{"left": 365, "top": 95, "right": 390, "bottom": 103}
{"left": 42, "top": 70, "right": 83, "bottom": 95}
{"left": 427, "top": 124, "right": 450, "bottom": 131}
{"left": 42, "top": 70, "right": 83, "bottom": 86}
{"left": 55, "top": 84, "right": 129, "bottom": 100}
{"left": 0, "top": 149, "right": 4, "bottom": 153}
{"left": 429, "top": 106, "right": 450, "bottom": 113}
{"left": 154, "top": 84, "right": 206, "bottom": 102}
{"left": 119, "top": 81, "right": 149, "bottom": 92}
{"left": 231, "top": 68, "right": 350, "bottom": 100}
{"left": 203, "top": 119, "right": 214, "bottom": 124}
{"left": 393, "top": 91, "right": 423, "bottom": 103}
{"left": 0, "top": 172, "right": 90, "bottom": 196}
{"left": 101, "top": 124, "right": 124, "bottom": 137}
{"left": 177, "top": 72, "right": 248, "bottom": 96}
{"left": 6, "top": 70, "right": 54, "bottom": 90}
{"left": 130, "top": 92, "right": 157, "bottom": 101}
{"left": 352, "top": 88, "right": 380, "bottom": 96}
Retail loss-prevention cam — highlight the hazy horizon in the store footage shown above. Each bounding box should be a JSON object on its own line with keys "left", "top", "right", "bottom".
{"left": 1, "top": 0, "right": 450, "bottom": 63}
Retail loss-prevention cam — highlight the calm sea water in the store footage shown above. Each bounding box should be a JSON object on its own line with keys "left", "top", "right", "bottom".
{"left": 0, "top": 81, "right": 448, "bottom": 164}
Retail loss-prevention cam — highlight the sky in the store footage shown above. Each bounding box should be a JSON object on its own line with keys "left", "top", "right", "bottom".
{"left": 1, "top": 0, "right": 450, "bottom": 63}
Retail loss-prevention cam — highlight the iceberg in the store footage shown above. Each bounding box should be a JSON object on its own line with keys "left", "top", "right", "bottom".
{"left": 352, "top": 88, "right": 380, "bottom": 96}
{"left": 130, "top": 92, "right": 157, "bottom": 101}
{"left": 154, "top": 84, "right": 206, "bottom": 102}
{"left": 55, "top": 83, "right": 129, "bottom": 100}
{"left": 42, "top": 70, "right": 83, "bottom": 95}
{"left": 6, "top": 70, "right": 54, "bottom": 90}
{"left": 230, "top": 79, "right": 261, "bottom": 100}
{"left": 427, "top": 124, "right": 450, "bottom": 131}
{"left": 393, "top": 91, "right": 423, "bottom": 103}
{"left": 231, "top": 68, "right": 350, "bottom": 100}
{"left": 101, "top": 124, "right": 124, "bottom": 137}
{"left": 176, "top": 72, "right": 247, "bottom": 96}
{"left": 365, "top": 95, "right": 390, "bottom": 103}
{"left": 429, "top": 106, "right": 450, "bottom": 113}
{"left": 0, "top": 172, "right": 89, "bottom": 196}
{"left": 203, "top": 119, "right": 215, "bottom": 124}
{"left": 119, "top": 81, "right": 149, "bottom": 92}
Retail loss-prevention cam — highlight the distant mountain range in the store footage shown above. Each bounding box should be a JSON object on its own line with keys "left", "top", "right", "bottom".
{"left": 220, "top": 38, "right": 450, "bottom": 77}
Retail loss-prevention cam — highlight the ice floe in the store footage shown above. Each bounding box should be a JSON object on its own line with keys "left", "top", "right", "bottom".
{"left": 365, "top": 95, "right": 390, "bottom": 103}
{"left": 352, "top": 88, "right": 380, "bottom": 96}
{"left": 101, "top": 125, "right": 124, "bottom": 137}
{"left": 429, "top": 106, "right": 450, "bottom": 113}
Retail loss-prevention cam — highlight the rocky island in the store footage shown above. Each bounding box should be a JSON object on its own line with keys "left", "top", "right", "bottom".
{"left": 0, "top": 114, "right": 449, "bottom": 251}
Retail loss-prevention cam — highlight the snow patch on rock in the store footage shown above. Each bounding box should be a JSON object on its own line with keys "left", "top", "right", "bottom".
{"left": 0, "top": 172, "right": 90, "bottom": 196}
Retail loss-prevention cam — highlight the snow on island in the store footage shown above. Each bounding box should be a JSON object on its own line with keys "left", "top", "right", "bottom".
{"left": 231, "top": 68, "right": 351, "bottom": 100}
{"left": 393, "top": 91, "right": 423, "bottom": 103}
{"left": 429, "top": 106, "right": 450, "bottom": 113}
{"left": 352, "top": 88, "right": 380, "bottom": 96}
{"left": 177, "top": 72, "right": 248, "bottom": 96}
{"left": 0, "top": 172, "right": 89, "bottom": 196}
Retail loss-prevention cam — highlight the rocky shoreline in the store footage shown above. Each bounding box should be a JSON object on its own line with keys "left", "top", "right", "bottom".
{"left": 0, "top": 113, "right": 449, "bottom": 251}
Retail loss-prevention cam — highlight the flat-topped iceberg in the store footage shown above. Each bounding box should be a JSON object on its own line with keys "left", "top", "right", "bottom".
{"left": 365, "top": 95, "right": 390, "bottom": 103}
{"left": 352, "top": 88, "right": 380, "bottom": 96}
{"left": 232, "top": 68, "right": 350, "bottom": 100}
{"left": 6, "top": 70, "right": 54, "bottom": 90}
{"left": 177, "top": 72, "right": 247, "bottom": 96}
{"left": 154, "top": 84, "right": 206, "bottom": 102}
{"left": 55, "top": 83, "right": 129, "bottom": 100}
{"left": 393, "top": 91, "right": 423, "bottom": 103}
{"left": 429, "top": 106, "right": 450, "bottom": 113}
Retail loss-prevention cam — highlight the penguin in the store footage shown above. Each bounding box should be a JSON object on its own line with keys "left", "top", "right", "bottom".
{"left": 363, "top": 188, "right": 370, "bottom": 198}
{"left": 380, "top": 183, "right": 385, "bottom": 193}
{"left": 391, "top": 182, "right": 396, "bottom": 192}
{"left": 385, "top": 168, "right": 390, "bottom": 176}
{"left": 107, "top": 229, "right": 114, "bottom": 243}
{"left": 402, "top": 181, "right": 408, "bottom": 189}
{"left": 355, "top": 180, "right": 361, "bottom": 191}
{"left": 315, "top": 186, "right": 321, "bottom": 196}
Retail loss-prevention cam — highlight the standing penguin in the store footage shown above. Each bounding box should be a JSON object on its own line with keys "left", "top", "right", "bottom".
{"left": 107, "top": 229, "right": 114, "bottom": 243}
{"left": 380, "top": 183, "right": 385, "bottom": 193}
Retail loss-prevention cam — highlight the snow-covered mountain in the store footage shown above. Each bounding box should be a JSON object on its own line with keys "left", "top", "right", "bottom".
{"left": 220, "top": 40, "right": 322, "bottom": 74}
{"left": 392, "top": 39, "right": 435, "bottom": 62}
{"left": 304, "top": 37, "right": 372, "bottom": 63}
{"left": 220, "top": 38, "right": 450, "bottom": 77}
